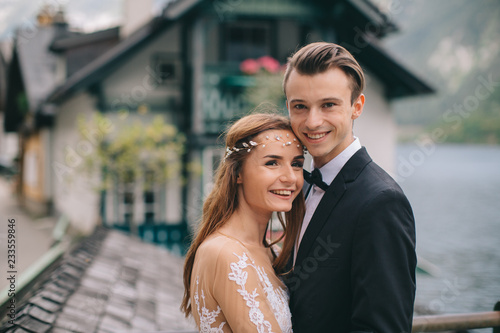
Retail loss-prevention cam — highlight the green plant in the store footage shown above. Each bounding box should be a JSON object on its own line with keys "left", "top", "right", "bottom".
{"left": 239, "top": 56, "right": 287, "bottom": 112}
{"left": 76, "top": 113, "right": 186, "bottom": 191}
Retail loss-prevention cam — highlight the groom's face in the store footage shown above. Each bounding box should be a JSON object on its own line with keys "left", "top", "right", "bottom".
{"left": 286, "top": 67, "right": 364, "bottom": 168}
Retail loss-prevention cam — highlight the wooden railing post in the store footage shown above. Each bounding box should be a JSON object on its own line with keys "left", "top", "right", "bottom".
{"left": 412, "top": 302, "right": 500, "bottom": 332}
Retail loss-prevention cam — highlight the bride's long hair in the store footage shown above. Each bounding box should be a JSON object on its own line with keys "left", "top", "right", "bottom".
{"left": 181, "top": 112, "right": 305, "bottom": 317}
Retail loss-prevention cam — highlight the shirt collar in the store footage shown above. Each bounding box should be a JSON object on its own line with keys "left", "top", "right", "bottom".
{"left": 311, "top": 137, "right": 362, "bottom": 186}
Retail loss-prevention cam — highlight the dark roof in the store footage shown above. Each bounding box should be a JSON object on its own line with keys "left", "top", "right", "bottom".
{"left": 0, "top": 227, "right": 196, "bottom": 333}
{"left": 346, "top": 0, "right": 398, "bottom": 37}
{"left": 51, "top": 27, "right": 120, "bottom": 78}
{"left": 46, "top": 17, "right": 169, "bottom": 103}
{"left": 344, "top": 33, "right": 434, "bottom": 98}
{"left": 50, "top": 27, "right": 119, "bottom": 52}
{"left": 162, "top": 0, "right": 203, "bottom": 19}
{"left": 47, "top": 0, "right": 202, "bottom": 104}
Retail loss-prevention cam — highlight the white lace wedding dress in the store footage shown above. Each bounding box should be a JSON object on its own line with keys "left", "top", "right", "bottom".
{"left": 190, "top": 232, "right": 293, "bottom": 333}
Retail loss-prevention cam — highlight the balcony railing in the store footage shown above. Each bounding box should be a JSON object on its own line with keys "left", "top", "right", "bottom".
{"left": 202, "top": 64, "right": 254, "bottom": 134}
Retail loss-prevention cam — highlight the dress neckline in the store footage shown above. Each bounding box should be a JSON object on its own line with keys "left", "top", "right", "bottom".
{"left": 215, "top": 231, "right": 269, "bottom": 251}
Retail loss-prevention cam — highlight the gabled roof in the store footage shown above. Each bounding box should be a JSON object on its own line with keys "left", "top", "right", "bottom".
{"left": 3, "top": 23, "right": 120, "bottom": 132}
{"left": 0, "top": 227, "right": 196, "bottom": 332}
{"left": 46, "top": 18, "right": 169, "bottom": 104}
{"left": 14, "top": 25, "right": 69, "bottom": 113}
{"left": 47, "top": 0, "right": 202, "bottom": 104}
{"left": 51, "top": 27, "right": 121, "bottom": 78}
{"left": 9, "top": 24, "right": 120, "bottom": 112}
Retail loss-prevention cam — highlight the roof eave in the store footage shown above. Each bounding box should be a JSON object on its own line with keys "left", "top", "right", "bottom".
{"left": 345, "top": 0, "right": 399, "bottom": 38}
{"left": 162, "top": 0, "right": 203, "bottom": 19}
{"left": 47, "top": 0, "right": 205, "bottom": 105}
{"left": 46, "top": 17, "right": 170, "bottom": 104}
{"left": 345, "top": 34, "right": 434, "bottom": 99}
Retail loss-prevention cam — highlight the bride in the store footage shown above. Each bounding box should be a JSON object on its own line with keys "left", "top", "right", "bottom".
{"left": 181, "top": 112, "right": 305, "bottom": 332}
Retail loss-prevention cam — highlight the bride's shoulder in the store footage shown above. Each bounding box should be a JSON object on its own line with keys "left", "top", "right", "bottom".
{"left": 198, "top": 232, "right": 246, "bottom": 258}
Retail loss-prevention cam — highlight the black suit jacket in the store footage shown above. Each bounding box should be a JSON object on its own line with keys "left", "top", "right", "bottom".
{"left": 285, "top": 147, "right": 416, "bottom": 333}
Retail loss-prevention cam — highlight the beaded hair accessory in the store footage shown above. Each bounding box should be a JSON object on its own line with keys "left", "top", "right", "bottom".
{"left": 224, "top": 133, "right": 305, "bottom": 162}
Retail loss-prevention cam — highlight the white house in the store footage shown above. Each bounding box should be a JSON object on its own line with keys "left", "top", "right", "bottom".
{"left": 3, "top": 0, "right": 433, "bottom": 251}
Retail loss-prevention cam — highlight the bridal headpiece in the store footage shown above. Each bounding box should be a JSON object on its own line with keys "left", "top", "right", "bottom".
{"left": 224, "top": 133, "right": 306, "bottom": 162}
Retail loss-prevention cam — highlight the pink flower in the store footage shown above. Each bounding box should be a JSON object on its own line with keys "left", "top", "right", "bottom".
{"left": 258, "top": 56, "right": 281, "bottom": 73}
{"left": 240, "top": 59, "right": 260, "bottom": 75}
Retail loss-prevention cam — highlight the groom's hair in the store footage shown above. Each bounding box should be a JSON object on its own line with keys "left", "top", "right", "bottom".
{"left": 283, "top": 42, "right": 365, "bottom": 105}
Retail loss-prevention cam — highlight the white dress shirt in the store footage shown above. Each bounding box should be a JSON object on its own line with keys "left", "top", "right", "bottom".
{"left": 294, "top": 137, "right": 362, "bottom": 265}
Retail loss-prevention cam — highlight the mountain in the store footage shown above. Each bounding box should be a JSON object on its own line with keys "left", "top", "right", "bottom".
{"left": 380, "top": 0, "right": 500, "bottom": 143}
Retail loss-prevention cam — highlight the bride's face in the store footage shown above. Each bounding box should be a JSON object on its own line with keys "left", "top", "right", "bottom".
{"left": 237, "top": 129, "right": 304, "bottom": 216}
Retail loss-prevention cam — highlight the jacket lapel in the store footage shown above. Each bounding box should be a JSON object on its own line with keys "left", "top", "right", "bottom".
{"left": 294, "top": 147, "right": 372, "bottom": 267}
{"left": 294, "top": 175, "right": 346, "bottom": 266}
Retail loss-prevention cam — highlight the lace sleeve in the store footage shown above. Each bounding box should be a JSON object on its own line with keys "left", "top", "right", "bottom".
{"left": 212, "top": 247, "right": 286, "bottom": 333}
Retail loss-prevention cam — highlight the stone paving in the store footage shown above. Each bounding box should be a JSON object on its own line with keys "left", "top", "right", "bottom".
{"left": 0, "top": 177, "right": 56, "bottom": 292}
{"left": 0, "top": 227, "right": 196, "bottom": 332}
{"left": 0, "top": 176, "right": 196, "bottom": 332}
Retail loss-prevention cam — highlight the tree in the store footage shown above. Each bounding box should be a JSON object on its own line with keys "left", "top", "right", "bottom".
{"left": 75, "top": 112, "right": 186, "bottom": 231}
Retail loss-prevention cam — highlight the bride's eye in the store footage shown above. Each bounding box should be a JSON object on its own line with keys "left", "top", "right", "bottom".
{"left": 265, "top": 160, "right": 279, "bottom": 166}
{"left": 292, "top": 161, "right": 304, "bottom": 168}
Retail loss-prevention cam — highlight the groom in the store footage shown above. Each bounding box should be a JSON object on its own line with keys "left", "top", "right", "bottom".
{"left": 284, "top": 42, "right": 417, "bottom": 332}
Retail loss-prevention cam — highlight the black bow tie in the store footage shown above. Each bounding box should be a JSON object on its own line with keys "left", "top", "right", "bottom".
{"left": 304, "top": 168, "right": 329, "bottom": 191}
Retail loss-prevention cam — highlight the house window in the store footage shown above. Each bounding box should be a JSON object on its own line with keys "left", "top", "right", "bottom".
{"left": 151, "top": 53, "right": 181, "bottom": 85}
{"left": 112, "top": 169, "right": 164, "bottom": 227}
{"left": 158, "top": 63, "right": 175, "bottom": 81}
{"left": 224, "top": 22, "right": 272, "bottom": 62}
{"left": 121, "top": 172, "right": 135, "bottom": 227}
{"left": 144, "top": 170, "right": 156, "bottom": 224}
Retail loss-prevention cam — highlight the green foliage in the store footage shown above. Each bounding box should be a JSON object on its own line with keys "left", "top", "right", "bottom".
{"left": 239, "top": 56, "right": 287, "bottom": 113}
{"left": 76, "top": 113, "right": 185, "bottom": 190}
{"left": 16, "top": 92, "right": 28, "bottom": 114}
{"left": 242, "top": 72, "right": 286, "bottom": 112}
{"left": 434, "top": 106, "right": 500, "bottom": 144}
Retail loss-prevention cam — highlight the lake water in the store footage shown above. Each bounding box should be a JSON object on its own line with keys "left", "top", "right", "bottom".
{"left": 396, "top": 144, "right": 500, "bottom": 332}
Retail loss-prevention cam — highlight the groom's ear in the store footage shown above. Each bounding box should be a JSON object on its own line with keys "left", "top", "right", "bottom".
{"left": 286, "top": 100, "right": 290, "bottom": 114}
{"left": 351, "top": 94, "right": 365, "bottom": 120}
